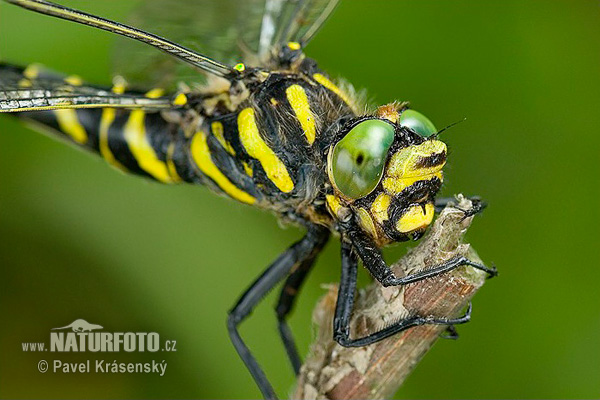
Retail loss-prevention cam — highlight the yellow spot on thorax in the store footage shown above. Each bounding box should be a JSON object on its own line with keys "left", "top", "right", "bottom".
{"left": 53, "top": 109, "right": 88, "bottom": 144}
{"left": 287, "top": 41, "right": 301, "bottom": 50}
{"left": 234, "top": 63, "right": 246, "bottom": 72}
{"left": 313, "top": 73, "right": 353, "bottom": 108}
{"left": 173, "top": 93, "right": 187, "bottom": 106}
{"left": 190, "top": 131, "right": 255, "bottom": 204}
{"left": 270, "top": 98, "right": 279, "bottom": 106}
{"left": 238, "top": 108, "right": 294, "bottom": 193}
{"left": 211, "top": 121, "right": 235, "bottom": 155}
{"left": 123, "top": 110, "right": 175, "bottom": 183}
{"left": 285, "top": 84, "right": 317, "bottom": 145}
{"left": 396, "top": 203, "right": 435, "bottom": 233}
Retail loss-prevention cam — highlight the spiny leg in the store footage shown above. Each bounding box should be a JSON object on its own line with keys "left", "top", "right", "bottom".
{"left": 333, "top": 241, "right": 472, "bottom": 347}
{"left": 227, "top": 225, "right": 328, "bottom": 400}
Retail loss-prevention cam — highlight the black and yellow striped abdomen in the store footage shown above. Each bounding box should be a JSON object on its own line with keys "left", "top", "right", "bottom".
{"left": 22, "top": 106, "right": 183, "bottom": 184}
{"left": 3, "top": 63, "right": 356, "bottom": 215}
{"left": 2, "top": 63, "right": 184, "bottom": 183}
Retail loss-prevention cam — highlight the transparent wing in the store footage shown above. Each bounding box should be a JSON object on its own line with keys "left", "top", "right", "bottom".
{"left": 0, "top": 63, "right": 175, "bottom": 113}
{"left": 112, "top": 0, "right": 244, "bottom": 90}
{"left": 111, "top": 0, "right": 340, "bottom": 89}
{"left": 265, "top": 0, "right": 340, "bottom": 54}
{"left": 4, "top": 0, "right": 237, "bottom": 88}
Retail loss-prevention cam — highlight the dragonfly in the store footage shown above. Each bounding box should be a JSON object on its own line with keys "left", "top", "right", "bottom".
{"left": 0, "top": 0, "right": 497, "bottom": 398}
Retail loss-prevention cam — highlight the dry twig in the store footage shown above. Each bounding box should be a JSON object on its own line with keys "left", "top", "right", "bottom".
{"left": 294, "top": 195, "right": 490, "bottom": 400}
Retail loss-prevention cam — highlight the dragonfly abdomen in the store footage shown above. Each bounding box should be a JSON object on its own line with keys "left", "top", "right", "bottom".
{"left": 2, "top": 63, "right": 185, "bottom": 183}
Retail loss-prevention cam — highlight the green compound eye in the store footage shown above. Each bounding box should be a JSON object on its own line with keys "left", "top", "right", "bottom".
{"left": 399, "top": 109, "right": 437, "bottom": 137}
{"left": 331, "top": 119, "right": 395, "bottom": 199}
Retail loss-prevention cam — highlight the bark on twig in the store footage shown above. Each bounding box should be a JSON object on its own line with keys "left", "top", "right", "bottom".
{"left": 294, "top": 195, "right": 489, "bottom": 400}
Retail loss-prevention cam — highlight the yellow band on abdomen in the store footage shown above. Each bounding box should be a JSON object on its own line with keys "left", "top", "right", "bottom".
{"left": 123, "top": 110, "right": 174, "bottom": 183}
{"left": 53, "top": 109, "right": 88, "bottom": 144}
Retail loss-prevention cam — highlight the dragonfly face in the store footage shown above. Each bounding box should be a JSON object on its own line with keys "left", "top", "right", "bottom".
{"left": 326, "top": 108, "right": 446, "bottom": 246}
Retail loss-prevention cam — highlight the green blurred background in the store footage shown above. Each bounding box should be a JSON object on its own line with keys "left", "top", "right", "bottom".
{"left": 1, "top": 1, "right": 599, "bottom": 398}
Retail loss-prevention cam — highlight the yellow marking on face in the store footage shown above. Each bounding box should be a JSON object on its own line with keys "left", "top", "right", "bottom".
{"left": 18, "top": 79, "right": 32, "bottom": 88}
{"left": 357, "top": 208, "right": 377, "bottom": 238}
{"left": 371, "top": 193, "right": 391, "bottom": 223}
{"left": 23, "top": 64, "right": 41, "bottom": 79}
{"left": 396, "top": 203, "right": 435, "bottom": 233}
{"left": 238, "top": 108, "right": 294, "bottom": 193}
{"left": 166, "top": 142, "right": 182, "bottom": 182}
{"left": 383, "top": 172, "right": 443, "bottom": 195}
{"left": 387, "top": 140, "right": 447, "bottom": 178}
{"left": 326, "top": 194, "right": 343, "bottom": 218}
{"left": 53, "top": 109, "right": 88, "bottom": 144}
{"left": 173, "top": 93, "right": 187, "bottom": 106}
{"left": 64, "top": 75, "right": 83, "bottom": 86}
{"left": 211, "top": 121, "right": 235, "bottom": 155}
{"left": 190, "top": 131, "right": 255, "bottom": 204}
{"left": 313, "top": 73, "right": 352, "bottom": 106}
{"left": 286, "top": 84, "right": 317, "bottom": 145}
{"left": 242, "top": 161, "right": 254, "bottom": 177}
{"left": 234, "top": 63, "right": 246, "bottom": 72}
{"left": 287, "top": 41, "right": 301, "bottom": 50}
{"left": 145, "top": 88, "right": 165, "bottom": 99}
{"left": 124, "top": 110, "right": 174, "bottom": 183}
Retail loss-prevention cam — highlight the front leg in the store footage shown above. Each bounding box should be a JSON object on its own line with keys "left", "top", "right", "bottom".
{"left": 333, "top": 241, "right": 473, "bottom": 347}
{"left": 435, "top": 196, "right": 487, "bottom": 219}
{"left": 347, "top": 229, "right": 497, "bottom": 287}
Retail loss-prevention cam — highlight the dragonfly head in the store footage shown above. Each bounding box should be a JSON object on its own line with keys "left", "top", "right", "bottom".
{"left": 326, "top": 104, "right": 447, "bottom": 246}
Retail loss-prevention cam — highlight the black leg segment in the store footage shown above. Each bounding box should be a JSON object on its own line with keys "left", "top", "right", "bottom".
{"left": 275, "top": 228, "right": 328, "bottom": 375}
{"left": 332, "top": 244, "right": 473, "bottom": 347}
{"left": 348, "top": 230, "right": 496, "bottom": 288}
{"left": 227, "top": 225, "right": 329, "bottom": 400}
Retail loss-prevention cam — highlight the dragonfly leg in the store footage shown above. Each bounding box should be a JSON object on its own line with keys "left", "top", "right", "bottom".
{"left": 275, "top": 229, "right": 329, "bottom": 375}
{"left": 333, "top": 241, "right": 473, "bottom": 347}
{"left": 227, "top": 225, "right": 329, "bottom": 400}
{"left": 347, "top": 228, "right": 497, "bottom": 288}
{"left": 434, "top": 195, "right": 487, "bottom": 219}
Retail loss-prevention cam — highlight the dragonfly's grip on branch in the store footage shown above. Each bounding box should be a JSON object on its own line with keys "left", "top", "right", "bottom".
{"left": 294, "top": 195, "right": 491, "bottom": 400}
